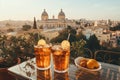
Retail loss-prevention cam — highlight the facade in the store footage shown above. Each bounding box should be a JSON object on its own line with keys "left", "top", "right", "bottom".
{"left": 37, "top": 9, "right": 75, "bottom": 29}
{"left": 110, "top": 31, "right": 120, "bottom": 47}
{"left": 95, "top": 33, "right": 110, "bottom": 42}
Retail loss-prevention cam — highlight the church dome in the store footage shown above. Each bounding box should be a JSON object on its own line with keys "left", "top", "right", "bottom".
{"left": 41, "top": 9, "right": 48, "bottom": 20}
{"left": 58, "top": 9, "right": 65, "bottom": 20}
{"left": 58, "top": 9, "right": 65, "bottom": 16}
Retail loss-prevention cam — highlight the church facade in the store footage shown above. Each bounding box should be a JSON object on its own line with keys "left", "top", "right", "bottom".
{"left": 37, "top": 9, "right": 75, "bottom": 29}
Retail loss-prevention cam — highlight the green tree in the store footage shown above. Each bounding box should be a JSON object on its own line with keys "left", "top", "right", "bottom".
{"left": 0, "top": 32, "right": 45, "bottom": 68}
{"left": 71, "top": 39, "right": 86, "bottom": 58}
{"left": 50, "top": 26, "right": 87, "bottom": 44}
{"left": 33, "top": 17, "right": 37, "bottom": 29}
{"left": 86, "top": 34, "right": 100, "bottom": 52}
{"left": 76, "top": 32, "right": 86, "bottom": 41}
{"left": 22, "top": 24, "right": 31, "bottom": 31}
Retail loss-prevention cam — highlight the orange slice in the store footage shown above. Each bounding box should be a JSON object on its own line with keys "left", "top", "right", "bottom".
{"left": 61, "top": 40, "right": 70, "bottom": 50}
{"left": 38, "top": 39, "right": 46, "bottom": 46}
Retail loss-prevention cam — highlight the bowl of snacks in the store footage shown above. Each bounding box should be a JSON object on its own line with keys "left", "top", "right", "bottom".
{"left": 74, "top": 57, "right": 101, "bottom": 71}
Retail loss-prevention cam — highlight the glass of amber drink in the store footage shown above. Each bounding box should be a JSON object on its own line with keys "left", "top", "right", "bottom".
{"left": 52, "top": 40, "right": 70, "bottom": 73}
{"left": 34, "top": 39, "right": 51, "bottom": 70}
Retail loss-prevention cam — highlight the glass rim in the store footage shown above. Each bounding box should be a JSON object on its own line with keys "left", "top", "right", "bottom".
{"left": 34, "top": 44, "right": 52, "bottom": 48}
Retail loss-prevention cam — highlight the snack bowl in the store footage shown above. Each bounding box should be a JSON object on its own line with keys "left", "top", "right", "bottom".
{"left": 74, "top": 57, "right": 101, "bottom": 71}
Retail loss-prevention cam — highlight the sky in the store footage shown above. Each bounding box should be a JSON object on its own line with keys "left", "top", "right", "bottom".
{"left": 0, "top": 0, "right": 120, "bottom": 21}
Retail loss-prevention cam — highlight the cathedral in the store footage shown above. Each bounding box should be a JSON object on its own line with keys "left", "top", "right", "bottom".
{"left": 37, "top": 9, "right": 75, "bottom": 29}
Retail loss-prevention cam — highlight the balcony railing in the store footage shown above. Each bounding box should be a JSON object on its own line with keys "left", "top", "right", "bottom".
{"left": 94, "top": 50, "right": 120, "bottom": 65}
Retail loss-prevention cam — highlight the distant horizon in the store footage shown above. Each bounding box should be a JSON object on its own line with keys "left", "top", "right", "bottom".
{"left": 0, "top": 17, "right": 120, "bottom": 21}
{"left": 0, "top": 0, "right": 120, "bottom": 21}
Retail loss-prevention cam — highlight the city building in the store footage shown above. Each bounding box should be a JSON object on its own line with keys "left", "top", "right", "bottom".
{"left": 37, "top": 9, "right": 75, "bottom": 29}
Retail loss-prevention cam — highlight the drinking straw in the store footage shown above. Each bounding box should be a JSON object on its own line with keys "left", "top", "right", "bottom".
{"left": 67, "top": 33, "right": 70, "bottom": 40}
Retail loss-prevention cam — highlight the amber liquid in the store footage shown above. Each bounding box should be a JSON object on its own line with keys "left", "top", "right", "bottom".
{"left": 54, "top": 71, "right": 69, "bottom": 80}
{"left": 52, "top": 49, "right": 70, "bottom": 72}
{"left": 34, "top": 46, "right": 51, "bottom": 68}
{"left": 37, "top": 69, "right": 52, "bottom": 80}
